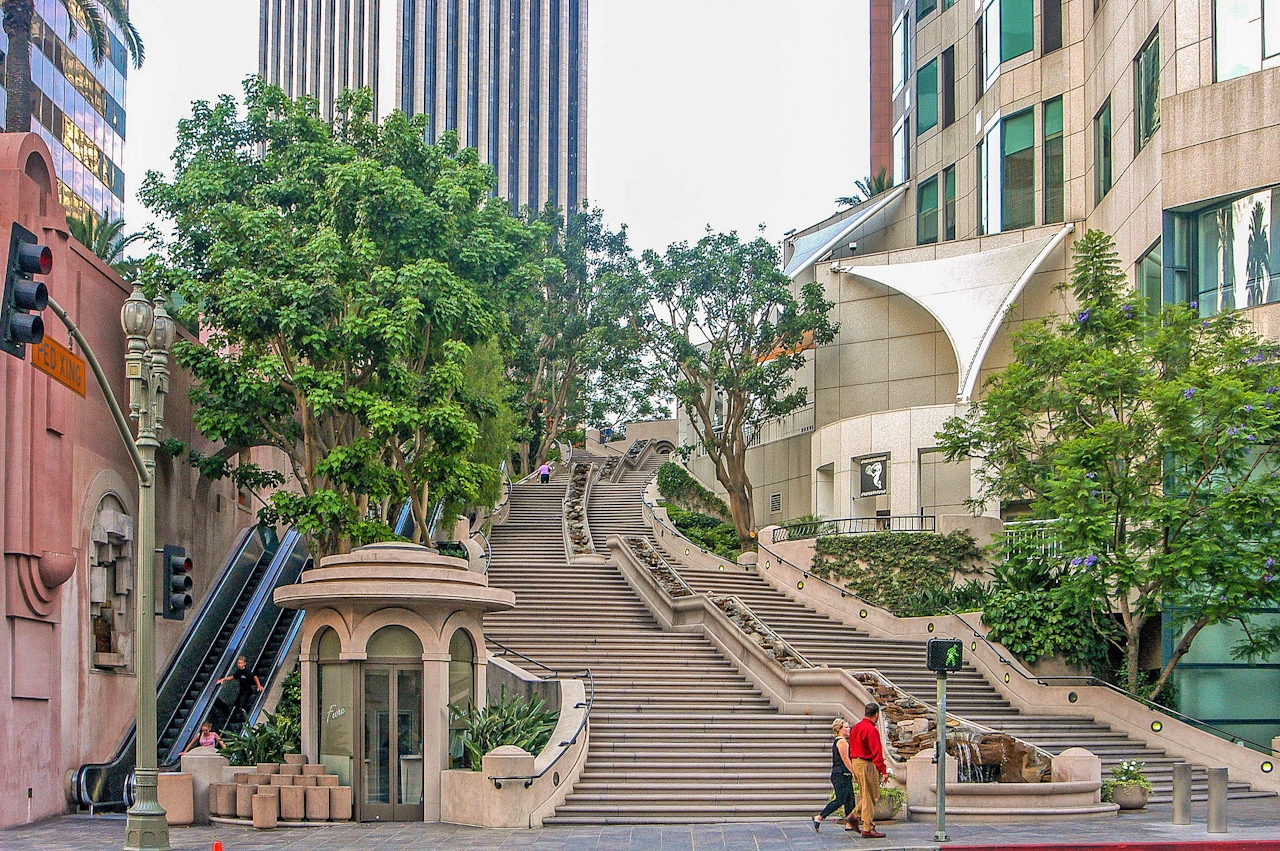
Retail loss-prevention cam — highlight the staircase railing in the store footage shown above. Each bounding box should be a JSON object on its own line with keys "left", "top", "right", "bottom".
{"left": 944, "top": 606, "right": 1279, "bottom": 755}
{"left": 484, "top": 638, "right": 594, "bottom": 789}
{"left": 772, "top": 514, "right": 937, "bottom": 542}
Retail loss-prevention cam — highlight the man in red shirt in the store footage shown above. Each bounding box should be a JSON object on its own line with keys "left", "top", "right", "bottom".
{"left": 847, "top": 702, "right": 888, "bottom": 838}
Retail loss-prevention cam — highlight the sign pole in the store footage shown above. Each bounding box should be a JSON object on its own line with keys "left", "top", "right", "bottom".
{"left": 934, "top": 669, "right": 950, "bottom": 842}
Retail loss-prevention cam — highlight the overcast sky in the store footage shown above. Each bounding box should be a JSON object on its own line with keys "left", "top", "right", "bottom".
{"left": 123, "top": 1, "right": 869, "bottom": 255}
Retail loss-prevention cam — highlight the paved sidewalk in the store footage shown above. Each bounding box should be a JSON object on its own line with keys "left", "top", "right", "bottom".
{"left": 3, "top": 800, "right": 1279, "bottom": 851}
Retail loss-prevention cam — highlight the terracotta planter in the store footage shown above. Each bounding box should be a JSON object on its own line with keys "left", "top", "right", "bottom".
{"left": 1110, "top": 783, "right": 1148, "bottom": 810}
{"left": 873, "top": 793, "right": 902, "bottom": 822}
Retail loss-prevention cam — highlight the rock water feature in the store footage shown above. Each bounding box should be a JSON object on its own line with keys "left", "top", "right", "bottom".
{"left": 625, "top": 536, "right": 694, "bottom": 598}
{"left": 854, "top": 672, "right": 1051, "bottom": 783}
{"left": 624, "top": 439, "right": 650, "bottom": 465}
{"left": 598, "top": 454, "right": 622, "bottom": 481}
{"left": 566, "top": 462, "right": 594, "bottom": 557}
{"left": 712, "top": 596, "right": 810, "bottom": 670}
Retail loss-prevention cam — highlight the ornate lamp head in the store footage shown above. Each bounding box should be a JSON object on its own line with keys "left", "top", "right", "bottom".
{"left": 149, "top": 298, "right": 175, "bottom": 354}
{"left": 121, "top": 284, "right": 154, "bottom": 339}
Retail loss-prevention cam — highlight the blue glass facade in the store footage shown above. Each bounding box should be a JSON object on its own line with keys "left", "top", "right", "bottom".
{"left": 0, "top": 0, "right": 129, "bottom": 222}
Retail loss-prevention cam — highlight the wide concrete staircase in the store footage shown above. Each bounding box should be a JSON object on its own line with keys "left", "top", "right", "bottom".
{"left": 483, "top": 458, "right": 834, "bottom": 824}
{"left": 667, "top": 542, "right": 1271, "bottom": 804}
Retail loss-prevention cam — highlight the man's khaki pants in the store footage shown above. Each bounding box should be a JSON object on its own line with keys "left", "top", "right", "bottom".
{"left": 850, "top": 758, "right": 880, "bottom": 832}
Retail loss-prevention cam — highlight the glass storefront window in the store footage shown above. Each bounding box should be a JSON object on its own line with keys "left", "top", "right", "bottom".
{"left": 917, "top": 175, "right": 939, "bottom": 245}
{"left": 1002, "top": 109, "right": 1035, "bottom": 230}
{"left": 1196, "top": 188, "right": 1280, "bottom": 315}
{"left": 1043, "top": 96, "right": 1064, "bottom": 223}
{"left": 1135, "top": 31, "right": 1160, "bottom": 155}
{"left": 447, "top": 630, "right": 475, "bottom": 769}
{"left": 317, "top": 629, "right": 355, "bottom": 787}
{"left": 917, "top": 58, "right": 939, "bottom": 134}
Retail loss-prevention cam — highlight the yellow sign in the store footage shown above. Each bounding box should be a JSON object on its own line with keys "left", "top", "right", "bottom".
{"left": 31, "top": 335, "right": 86, "bottom": 397}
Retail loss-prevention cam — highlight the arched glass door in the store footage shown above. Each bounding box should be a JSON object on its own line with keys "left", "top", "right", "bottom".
{"left": 359, "top": 626, "right": 423, "bottom": 821}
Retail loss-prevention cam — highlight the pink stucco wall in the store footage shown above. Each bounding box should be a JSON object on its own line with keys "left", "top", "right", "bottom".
{"left": 0, "top": 133, "right": 260, "bottom": 828}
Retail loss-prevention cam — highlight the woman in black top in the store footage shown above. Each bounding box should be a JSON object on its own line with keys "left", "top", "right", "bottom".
{"left": 814, "top": 718, "right": 857, "bottom": 831}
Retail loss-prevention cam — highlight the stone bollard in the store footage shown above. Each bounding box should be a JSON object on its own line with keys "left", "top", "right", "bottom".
{"left": 156, "top": 773, "right": 194, "bottom": 826}
{"left": 317, "top": 774, "right": 339, "bottom": 787}
{"left": 235, "top": 784, "right": 256, "bottom": 819}
{"left": 296, "top": 775, "right": 316, "bottom": 787}
{"left": 283, "top": 753, "right": 306, "bottom": 766}
{"left": 207, "top": 783, "right": 232, "bottom": 817}
{"left": 180, "top": 747, "right": 231, "bottom": 824}
{"left": 329, "top": 786, "right": 353, "bottom": 821}
{"left": 252, "top": 793, "right": 278, "bottom": 830}
{"left": 1207, "top": 768, "right": 1228, "bottom": 833}
{"left": 256, "top": 763, "right": 280, "bottom": 775}
{"left": 1172, "top": 763, "right": 1192, "bottom": 825}
{"left": 270, "top": 774, "right": 294, "bottom": 786}
{"left": 302, "top": 764, "right": 326, "bottom": 776}
{"left": 279, "top": 763, "right": 303, "bottom": 776}
{"left": 279, "top": 786, "right": 306, "bottom": 821}
{"left": 305, "top": 785, "right": 330, "bottom": 821}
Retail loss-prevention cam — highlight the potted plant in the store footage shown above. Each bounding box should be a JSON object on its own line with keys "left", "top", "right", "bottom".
{"left": 1101, "top": 760, "right": 1152, "bottom": 809}
{"left": 851, "top": 782, "right": 905, "bottom": 822}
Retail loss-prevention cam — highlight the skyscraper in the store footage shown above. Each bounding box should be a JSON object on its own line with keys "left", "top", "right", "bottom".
{"left": 0, "top": 0, "right": 129, "bottom": 223}
{"left": 259, "top": 0, "right": 587, "bottom": 212}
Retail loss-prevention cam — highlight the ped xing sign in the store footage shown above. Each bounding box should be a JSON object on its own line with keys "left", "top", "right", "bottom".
{"left": 926, "top": 637, "right": 963, "bottom": 673}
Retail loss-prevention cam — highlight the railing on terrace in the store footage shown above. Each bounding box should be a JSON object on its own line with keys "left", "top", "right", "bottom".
{"left": 695, "top": 405, "right": 815, "bottom": 456}
{"left": 1002, "top": 518, "right": 1064, "bottom": 561}
{"left": 772, "top": 514, "right": 937, "bottom": 543}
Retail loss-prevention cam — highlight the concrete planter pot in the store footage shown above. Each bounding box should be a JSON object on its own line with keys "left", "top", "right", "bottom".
{"left": 874, "top": 796, "right": 902, "bottom": 822}
{"left": 1110, "top": 784, "right": 1148, "bottom": 810}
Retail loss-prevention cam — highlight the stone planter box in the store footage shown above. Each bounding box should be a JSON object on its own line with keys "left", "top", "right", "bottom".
{"left": 1110, "top": 784, "right": 1149, "bottom": 810}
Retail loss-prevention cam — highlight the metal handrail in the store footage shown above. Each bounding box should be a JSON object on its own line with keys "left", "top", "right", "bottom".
{"left": 484, "top": 638, "right": 594, "bottom": 789}
{"left": 943, "top": 607, "right": 1278, "bottom": 754}
{"left": 711, "top": 594, "right": 814, "bottom": 669}
{"left": 772, "top": 515, "right": 937, "bottom": 543}
{"left": 470, "top": 528, "right": 492, "bottom": 575}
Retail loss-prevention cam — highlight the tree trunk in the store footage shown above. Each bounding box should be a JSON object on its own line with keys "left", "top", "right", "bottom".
{"left": 718, "top": 446, "right": 755, "bottom": 545}
{"left": 4, "top": 2, "right": 35, "bottom": 135}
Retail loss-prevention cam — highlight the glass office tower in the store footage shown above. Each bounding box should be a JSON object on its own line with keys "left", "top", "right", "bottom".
{"left": 259, "top": 0, "right": 587, "bottom": 212}
{"left": 0, "top": 0, "right": 129, "bottom": 222}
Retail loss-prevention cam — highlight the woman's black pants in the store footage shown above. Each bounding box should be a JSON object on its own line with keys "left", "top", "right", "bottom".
{"left": 820, "top": 771, "right": 856, "bottom": 819}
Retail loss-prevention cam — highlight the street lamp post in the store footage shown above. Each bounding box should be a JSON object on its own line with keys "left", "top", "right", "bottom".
{"left": 121, "top": 284, "right": 175, "bottom": 851}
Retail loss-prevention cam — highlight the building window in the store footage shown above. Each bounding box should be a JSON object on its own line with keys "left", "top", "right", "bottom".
{"left": 1094, "top": 97, "right": 1113, "bottom": 205}
{"left": 918, "top": 57, "right": 939, "bottom": 134}
{"left": 1043, "top": 0, "right": 1063, "bottom": 53}
{"left": 975, "top": 21, "right": 986, "bottom": 99}
{"left": 1043, "top": 96, "right": 1064, "bottom": 223}
{"left": 1002, "top": 109, "right": 1035, "bottom": 230}
{"left": 1214, "top": 0, "right": 1280, "bottom": 82}
{"left": 919, "top": 0, "right": 937, "bottom": 17}
{"left": 941, "top": 47, "right": 956, "bottom": 128}
{"left": 918, "top": 175, "right": 940, "bottom": 244}
{"left": 1135, "top": 30, "right": 1161, "bottom": 154}
{"left": 943, "top": 0, "right": 957, "bottom": 8}
{"left": 1001, "top": 0, "right": 1035, "bottom": 61}
{"left": 1138, "top": 240, "right": 1163, "bottom": 314}
{"left": 981, "top": 120, "right": 1002, "bottom": 234}
{"left": 894, "top": 117, "right": 910, "bottom": 184}
{"left": 983, "top": 0, "right": 1000, "bottom": 81}
{"left": 977, "top": 138, "right": 987, "bottom": 236}
{"left": 1194, "top": 187, "right": 1280, "bottom": 314}
{"left": 944, "top": 165, "right": 957, "bottom": 240}
{"left": 893, "top": 13, "right": 910, "bottom": 94}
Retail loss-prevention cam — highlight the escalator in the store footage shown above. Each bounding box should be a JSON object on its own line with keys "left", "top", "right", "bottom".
{"left": 71, "top": 524, "right": 307, "bottom": 810}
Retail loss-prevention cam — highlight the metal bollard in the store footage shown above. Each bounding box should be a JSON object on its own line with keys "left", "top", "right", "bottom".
{"left": 1207, "top": 767, "right": 1228, "bottom": 834}
{"left": 1172, "top": 763, "right": 1192, "bottom": 825}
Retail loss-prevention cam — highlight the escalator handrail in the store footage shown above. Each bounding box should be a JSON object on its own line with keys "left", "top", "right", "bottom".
{"left": 247, "top": 607, "right": 307, "bottom": 727}
{"left": 162, "top": 529, "right": 305, "bottom": 764}
{"left": 72, "top": 525, "right": 270, "bottom": 807}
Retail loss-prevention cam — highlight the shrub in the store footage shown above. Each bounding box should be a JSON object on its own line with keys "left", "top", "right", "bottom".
{"left": 219, "top": 711, "right": 301, "bottom": 766}
{"left": 809, "top": 531, "right": 983, "bottom": 614}
{"left": 448, "top": 688, "right": 559, "bottom": 771}
{"left": 656, "top": 462, "right": 730, "bottom": 521}
{"left": 895, "top": 578, "right": 991, "bottom": 618}
{"left": 1101, "top": 760, "right": 1152, "bottom": 801}
{"left": 664, "top": 505, "right": 742, "bottom": 559}
{"left": 980, "top": 585, "right": 1116, "bottom": 673}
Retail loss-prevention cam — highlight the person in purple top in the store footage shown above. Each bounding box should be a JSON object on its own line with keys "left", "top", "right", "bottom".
{"left": 537, "top": 463, "right": 552, "bottom": 484}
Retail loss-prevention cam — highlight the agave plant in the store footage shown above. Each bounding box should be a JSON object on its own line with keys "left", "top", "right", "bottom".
{"left": 448, "top": 687, "right": 559, "bottom": 771}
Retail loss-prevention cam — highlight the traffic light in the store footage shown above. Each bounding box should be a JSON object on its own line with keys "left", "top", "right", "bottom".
{"left": 926, "top": 638, "right": 964, "bottom": 673}
{"left": 2, "top": 222, "right": 51, "bottom": 359}
{"left": 162, "top": 545, "right": 194, "bottom": 620}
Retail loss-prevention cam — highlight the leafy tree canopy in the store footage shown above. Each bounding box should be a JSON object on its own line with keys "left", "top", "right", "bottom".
{"left": 140, "top": 79, "right": 544, "bottom": 556}
{"left": 633, "top": 229, "right": 837, "bottom": 542}
{"left": 938, "top": 229, "right": 1280, "bottom": 699}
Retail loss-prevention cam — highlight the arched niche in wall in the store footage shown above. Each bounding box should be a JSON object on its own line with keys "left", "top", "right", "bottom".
{"left": 447, "top": 629, "right": 476, "bottom": 768}
{"left": 88, "top": 493, "right": 134, "bottom": 672}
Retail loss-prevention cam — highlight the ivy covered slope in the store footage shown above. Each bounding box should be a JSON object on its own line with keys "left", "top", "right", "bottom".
{"left": 809, "top": 531, "right": 984, "bottom": 615}
{"left": 141, "top": 81, "right": 546, "bottom": 556}
{"left": 938, "top": 229, "right": 1280, "bottom": 699}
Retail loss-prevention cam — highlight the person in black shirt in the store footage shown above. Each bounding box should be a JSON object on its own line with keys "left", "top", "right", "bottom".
{"left": 217, "top": 656, "right": 262, "bottom": 726}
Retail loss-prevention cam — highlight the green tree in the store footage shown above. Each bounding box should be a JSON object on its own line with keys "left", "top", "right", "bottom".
{"left": 938, "top": 229, "right": 1280, "bottom": 700}
{"left": 140, "top": 80, "right": 543, "bottom": 556}
{"left": 835, "top": 167, "right": 892, "bottom": 208}
{"left": 507, "top": 206, "right": 658, "bottom": 472}
{"left": 632, "top": 229, "right": 837, "bottom": 543}
{"left": 67, "top": 214, "right": 154, "bottom": 278}
{"left": 3, "top": 0, "right": 143, "bottom": 133}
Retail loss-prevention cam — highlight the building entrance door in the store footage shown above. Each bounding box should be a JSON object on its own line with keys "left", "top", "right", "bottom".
{"left": 358, "top": 665, "right": 424, "bottom": 821}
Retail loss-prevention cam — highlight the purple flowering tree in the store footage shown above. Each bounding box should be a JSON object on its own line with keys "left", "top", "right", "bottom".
{"left": 938, "top": 229, "right": 1280, "bottom": 700}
